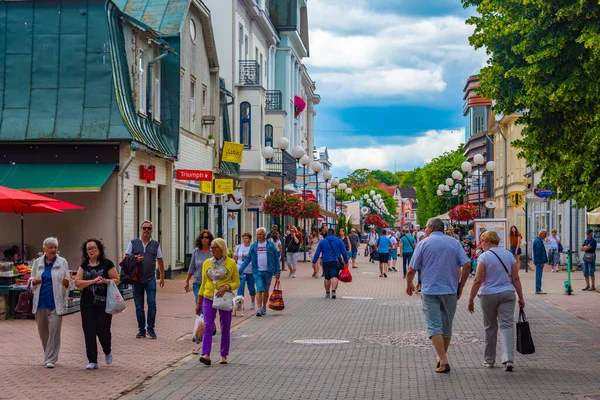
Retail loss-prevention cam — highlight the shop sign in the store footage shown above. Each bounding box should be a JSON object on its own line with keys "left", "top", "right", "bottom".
{"left": 247, "top": 196, "right": 264, "bottom": 210}
{"left": 225, "top": 191, "right": 244, "bottom": 210}
{"left": 176, "top": 169, "right": 212, "bottom": 181}
{"left": 509, "top": 191, "right": 524, "bottom": 208}
{"left": 200, "top": 181, "right": 212, "bottom": 194}
{"left": 221, "top": 142, "right": 244, "bottom": 164}
{"left": 534, "top": 186, "right": 556, "bottom": 199}
{"left": 215, "top": 179, "right": 234, "bottom": 194}
{"left": 139, "top": 165, "right": 156, "bottom": 183}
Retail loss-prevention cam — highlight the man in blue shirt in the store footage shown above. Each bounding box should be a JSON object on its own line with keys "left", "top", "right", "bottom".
{"left": 406, "top": 218, "right": 471, "bottom": 373}
{"left": 312, "top": 229, "right": 348, "bottom": 299}
{"left": 532, "top": 229, "right": 548, "bottom": 294}
{"left": 377, "top": 230, "right": 392, "bottom": 278}
{"left": 581, "top": 229, "right": 597, "bottom": 291}
{"left": 400, "top": 229, "right": 417, "bottom": 277}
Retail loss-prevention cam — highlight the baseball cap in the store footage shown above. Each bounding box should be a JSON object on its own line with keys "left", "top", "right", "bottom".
{"left": 586, "top": 229, "right": 593, "bottom": 234}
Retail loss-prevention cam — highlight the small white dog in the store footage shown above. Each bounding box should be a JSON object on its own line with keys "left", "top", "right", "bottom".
{"left": 233, "top": 295, "right": 245, "bottom": 317}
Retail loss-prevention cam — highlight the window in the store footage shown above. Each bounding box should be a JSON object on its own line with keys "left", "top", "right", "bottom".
{"left": 139, "top": 50, "right": 146, "bottom": 114}
{"left": 180, "top": 70, "right": 184, "bottom": 126}
{"left": 470, "top": 106, "right": 487, "bottom": 137}
{"left": 264, "top": 124, "right": 273, "bottom": 147}
{"left": 202, "top": 85, "right": 207, "bottom": 137}
{"left": 190, "top": 78, "right": 196, "bottom": 133}
{"left": 153, "top": 62, "right": 161, "bottom": 121}
{"left": 240, "top": 102, "right": 251, "bottom": 148}
{"left": 260, "top": 53, "right": 264, "bottom": 83}
{"left": 238, "top": 24, "right": 244, "bottom": 61}
{"left": 244, "top": 35, "right": 249, "bottom": 58}
{"left": 190, "top": 19, "right": 197, "bottom": 43}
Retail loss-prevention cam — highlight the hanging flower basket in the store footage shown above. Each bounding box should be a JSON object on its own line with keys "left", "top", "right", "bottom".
{"left": 298, "top": 201, "right": 321, "bottom": 219}
{"left": 448, "top": 203, "right": 479, "bottom": 222}
{"left": 264, "top": 191, "right": 302, "bottom": 218}
{"left": 365, "top": 214, "right": 386, "bottom": 228}
{"left": 294, "top": 95, "right": 306, "bottom": 118}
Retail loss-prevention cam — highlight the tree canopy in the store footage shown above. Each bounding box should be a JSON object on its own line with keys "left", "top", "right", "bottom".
{"left": 463, "top": 0, "right": 600, "bottom": 208}
{"left": 340, "top": 168, "right": 380, "bottom": 189}
{"left": 370, "top": 170, "right": 399, "bottom": 186}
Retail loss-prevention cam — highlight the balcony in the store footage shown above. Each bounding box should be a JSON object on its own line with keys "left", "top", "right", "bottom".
{"left": 265, "top": 90, "right": 282, "bottom": 111}
{"left": 239, "top": 60, "right": 261, "bottom": 86}
{"left": 265, "top": 149, "right": 296, "bottom": 183}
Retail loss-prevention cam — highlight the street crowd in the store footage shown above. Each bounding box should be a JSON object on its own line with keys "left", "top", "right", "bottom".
{"left": 20, "top": 215, "right": 597, "bottom": 375}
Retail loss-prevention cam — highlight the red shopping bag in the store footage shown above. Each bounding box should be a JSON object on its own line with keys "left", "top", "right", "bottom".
{"left": 338, "top": 265, "right": 352, "bottom": 283}
{"left": 268, "top": 279, "right": 284, "bottom": 311}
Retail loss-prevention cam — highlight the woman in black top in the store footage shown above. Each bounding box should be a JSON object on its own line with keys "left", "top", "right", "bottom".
{"left": 74, "top": 238, "right": 120, "bottom": 370}
{"left": 285, "top": 227, "right": 301, "bottom": 278}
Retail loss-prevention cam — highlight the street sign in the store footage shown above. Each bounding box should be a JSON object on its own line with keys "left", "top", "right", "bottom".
{"left": 534, "top": 186, "right": 556, "bottom": 198}
{"left": 526, "top": 197, "right": 546, "bottom": 203}
{"left": 509, "top": 191, "right": 525, "bottom": 208}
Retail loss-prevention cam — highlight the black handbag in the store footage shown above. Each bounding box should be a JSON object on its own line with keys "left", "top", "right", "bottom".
{"left": 15, "top": 282, "right": 34, "bottom": 315}
{"left": 516, "top": 307, "right": 535, "bottom": 355}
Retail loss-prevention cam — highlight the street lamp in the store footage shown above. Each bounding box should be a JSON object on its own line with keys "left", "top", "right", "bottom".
{"left": 331, "top": 178, "right": 340, "bottom": 229}
{"left": 311, "top": 161, "right": 322, "bottom": 204}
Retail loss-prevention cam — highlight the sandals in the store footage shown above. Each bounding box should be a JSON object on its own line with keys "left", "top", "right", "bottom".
{"left": 199, "top": 356, "right": 211, "bottom": 366}
{"left": 219, "top": 358, "right": 228, "bottom": 365}
{"left": 435, "top": 363, "right": 451, "bottom": 373}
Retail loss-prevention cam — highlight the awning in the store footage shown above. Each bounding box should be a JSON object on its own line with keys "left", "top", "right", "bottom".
{"left": 588, "top": 207, "right": 600, "bottom": 225}
{"left": 0, "top": 164, "right": 116, "bottom": 192}
{"left": 320, "top": 209, "right": 338, "bottom": 221}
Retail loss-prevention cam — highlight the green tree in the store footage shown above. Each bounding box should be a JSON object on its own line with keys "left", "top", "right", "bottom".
{"left": 353, "top": 187, "right": 397, "bottom": 228}
{"left": 415, "top": 145, "right": 466, "bottom": 226}
{"left": 341, "top": 168, "right": 380, "bottom": 189}
{"left": 395, "top": 170, "right": 419, "bottom": 187}
{"left": 370, "top": 170, "right": 399, "bottom": 186}
{"left": 463, "top": 0, "right": 600, "bottom": 208}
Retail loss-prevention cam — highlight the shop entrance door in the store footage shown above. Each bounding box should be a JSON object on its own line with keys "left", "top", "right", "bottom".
{"left": 185, "top": 203, "right": 208, "bottom": 269}
{"left": 214, "top": 205, "right": 224, "bottom": 239}
{"left": 227, "top": 210, "right": 241, "bottom": 250}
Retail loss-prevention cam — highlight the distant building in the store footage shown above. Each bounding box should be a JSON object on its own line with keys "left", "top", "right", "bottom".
{"left": 394, "top": 187, "right": 417, "bottom": 228}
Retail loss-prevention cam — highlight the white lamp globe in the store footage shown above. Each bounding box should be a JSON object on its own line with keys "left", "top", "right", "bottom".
{"left": 311, "top": 162, "right": 322, "bottom": 173}
{"left": 331, "top": 177, "right": 340, "bottom": 187}
{"left": 367, "top": 199, "right": 372, "bottom": 204}
{"left": 363, "top": 194, "right": 369, "bottom": 200}
{"left": 452, "top": 189, "right": 458, "bottom": 195}
{"left": 444, "top": 185, "right": 450, "bottom": 192}
{"left": 438, "top": 184, "right": 446, "bottom": 192}
{"left": 452, "top": 170, "right": 463, "bottom": 180}
{"left": 455, "top": 183, "right": 462, "bottom": 190}
{"left": 376, "top": 194, "right": 382, "bottom": 199}
{"left": 464, "top": 177, "right": 471, "bottom": 186}
{"left": 261, "top": 146, "right": 274, "bottom": 159}
{"left": 474, "top": 153, "right": 484, "bottom": 165}
{"left": 339, "top": 183, "right": 347, "bottom": 191}
{"left": 291, "top": 145, "right": 305, "bottom": 159}
{"left": 461, "top": 161, "right": 472, "bottom": 173}
{"left": 322, "top": 170, "right": 332, "bottom": 180}
{"left": 445, "top": 178, "right": 454, "bottom": 186}
{"left": 370, "top": 190, "right": 376, "bottom": 196}
{"left": 299, "top": 154, "right": 310, "bottom": 165}
{"left": 345, "top": 188, "right": 352, "bottom": 194}
{"left": 277, "top": 137, "right": 290, "bottom": 150}
{"left": 486, "top": 161, "right": 496, "bottom": 172}
{"left": 329, "top": 188, "right": 336, "bottom": 194}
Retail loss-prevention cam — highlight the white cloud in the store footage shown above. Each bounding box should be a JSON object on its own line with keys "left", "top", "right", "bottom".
{"left": 328, "top": 129, "right": 464, "bottom": 171}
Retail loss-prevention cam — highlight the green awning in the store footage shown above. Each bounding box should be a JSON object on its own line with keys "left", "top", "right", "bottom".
{"left": 0, "top": 164, "right": 116, "bottom": 192}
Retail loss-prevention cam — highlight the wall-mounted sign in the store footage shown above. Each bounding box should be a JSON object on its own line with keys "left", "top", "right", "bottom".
{"left": 200, "top": 181, "right": 212, "bottom": 194}
{"left": 485, "top": 200, "right": 497, "bottom": 209}
{"left": 140, "top": 165, "right": 156, "bottom": 183}
{"left": 224, "top": 191, "right": 244, "bottom": 210}
{"left": 509, "top": 191, "right": 524, "bottom": 208}
{"left": 215, "top": 179, "right": 234, "bottom": 194}
{"left": 176, "top": 169, "right": 212, "bottom": 181}
{"left": 247, "top": 196, "right": 264, "bottom": 210}
{"left": 534, "top": 186, "right": 556, "bottom": 199}
{"left": 221, "top": 142, "right": 244, "bottom": 164}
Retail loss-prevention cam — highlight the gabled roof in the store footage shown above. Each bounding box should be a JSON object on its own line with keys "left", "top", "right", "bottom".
{"left": 399, "top": 186, "right": 417, "bottom": 200}
{"left": 113, "top": 0, "right": 189, "bottom": 36}
{"left": 378, "top": 183, "right": 396, "bottom": 196}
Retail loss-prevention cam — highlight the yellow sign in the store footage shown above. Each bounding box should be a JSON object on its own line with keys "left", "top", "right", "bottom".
{"left": 509, "top": 191, "right": 525, "bottom": 208}
{"left": 215, "top": 179, "right": 234, "bottom": 194}
{"left": 221, "top": 141, "right": 244, "bottom": 164}
{"left": 200, "top": 180, "right": 212, "bottom": 194}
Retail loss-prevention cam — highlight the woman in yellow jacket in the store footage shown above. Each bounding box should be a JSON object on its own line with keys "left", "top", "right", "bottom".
{"left": 197, "top": 238, "right": 239, "bottom": 365}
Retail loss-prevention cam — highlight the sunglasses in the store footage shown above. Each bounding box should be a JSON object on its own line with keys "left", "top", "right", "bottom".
{"left": 201, "top": 236, "right": 210, "bottom": 239}
{"left": 142, "top": 227, "right": 152, "bottom": 231}
{"left": 86, "top": 247, "right": 98, "bottom": 251}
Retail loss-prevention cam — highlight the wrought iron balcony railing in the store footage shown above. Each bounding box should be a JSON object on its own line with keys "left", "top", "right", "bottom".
{"left": 265, "top": 90, "right": 282, "bottom": 111}
{"left": 265, "top": 149, "right": 296, "bottom": 183}
{"left": 239, "top": 60, "right": 261, "bottom": 86}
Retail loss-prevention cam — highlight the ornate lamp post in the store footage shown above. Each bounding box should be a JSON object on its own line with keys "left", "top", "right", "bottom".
{"left": 322, "top": 170, "right": 332, "bottom": 226}
{"left": 298, "top": 152, "right": 310, "bottom": 261}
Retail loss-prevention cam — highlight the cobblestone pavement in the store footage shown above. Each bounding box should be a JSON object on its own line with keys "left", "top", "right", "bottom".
{"left": 2, "top": 253, "right": 599, "bottom": 400}
{"left": 123, "top": 256, "right": 600, "bottom": 400}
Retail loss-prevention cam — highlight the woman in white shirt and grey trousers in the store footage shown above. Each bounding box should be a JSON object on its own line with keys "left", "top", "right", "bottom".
{"left": 467, "top": 230, "right": 525, "bottom": 372}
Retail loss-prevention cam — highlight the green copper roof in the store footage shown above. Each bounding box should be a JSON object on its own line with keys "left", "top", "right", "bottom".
{"left": 0, "top": 0, "right": 180, "bottom": 158}
{"left": 112, "top": 0, "right": 188, "bottom": 36}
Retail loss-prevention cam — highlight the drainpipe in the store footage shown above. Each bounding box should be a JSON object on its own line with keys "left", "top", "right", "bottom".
{"left": 147, "top": 49, "right": 169, "bottom": 118}
{"left": 117, "top": 145, "right": 137, "bottom": 258}
{"left": 494, "top": 121, "right": 508, "bottom": 218}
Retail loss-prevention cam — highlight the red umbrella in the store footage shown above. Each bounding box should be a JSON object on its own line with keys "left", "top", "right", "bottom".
{"left": 0, "top": 186, "right": 59, "bottom": 211}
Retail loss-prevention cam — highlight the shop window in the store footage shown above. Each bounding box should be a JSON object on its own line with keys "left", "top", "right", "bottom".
{"left": 265, "top": 124, "right": 273, "bottom": 147}
{"left": 240, "top": 102, "right": 251, "bottom": 148}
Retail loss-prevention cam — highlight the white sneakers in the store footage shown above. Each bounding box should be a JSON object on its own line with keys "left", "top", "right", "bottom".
{"left": 249, "top": 302, "right": 255, "bottom": 310}
{"left": 45, "top": 362, "right": 55, "bottom": 369}
{"left": 86, "top": 363, "right": 98, "bottom": 370}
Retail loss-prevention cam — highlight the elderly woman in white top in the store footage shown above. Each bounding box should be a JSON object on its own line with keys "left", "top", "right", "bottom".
{"left": 468, "top": 230, "right": 525, "bottom": 372}
{"left": 31, "top": 237, "right": 72, "bottom": 368}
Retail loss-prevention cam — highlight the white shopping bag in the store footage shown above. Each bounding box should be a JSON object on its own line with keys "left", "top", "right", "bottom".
{"left": 193, "top": 314, "right": 204, "bottom": 343}
{"left": 105, "top": 280, "right": 127, "bottom": 314}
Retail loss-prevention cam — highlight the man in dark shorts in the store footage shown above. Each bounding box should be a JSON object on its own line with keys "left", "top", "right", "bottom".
{"left": 312, "top": 229, "right": 348, "bottom": 299}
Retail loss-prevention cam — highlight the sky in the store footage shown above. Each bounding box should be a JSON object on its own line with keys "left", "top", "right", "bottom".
{"left": 304, "top": 0, "right": 487, "bottom": 178}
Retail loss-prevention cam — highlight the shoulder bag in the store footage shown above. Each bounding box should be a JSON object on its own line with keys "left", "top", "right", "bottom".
{"left": 326, "top": 238, "right": 346, "bottom": 270}
{"left": 488, "top": 249, "right": 512, "bottom": 282}
{"left": 15, "top": 281, "right": 34, "bottom": 315}
{"left": 211, "top": 261, "right": 234, "bottom": 311}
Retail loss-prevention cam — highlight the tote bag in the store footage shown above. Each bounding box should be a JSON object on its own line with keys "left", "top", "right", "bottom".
{"left": 268, "top": 279, "right": 284, "bottom": 311}
{"left": 15, "top": 281, "right": 34, "bottom": 315}
{"left": 516, "top": 307, "right": 535, "bottom": 355}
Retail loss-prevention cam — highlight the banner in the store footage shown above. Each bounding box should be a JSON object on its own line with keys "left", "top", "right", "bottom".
{"left": 175, "top": 169, "right": 212, "bottom": 181}
{"left": 200, "top": 180, "right": 212, "bottom": 194}
{"left": 215, "top": 179, "right": 234, "bottom": 194}
{"left": 221, "top": 142, "right": 244, "bottom": 164}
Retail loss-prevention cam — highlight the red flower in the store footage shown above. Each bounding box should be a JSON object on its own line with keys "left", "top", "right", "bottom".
{"left": 448, "top": 203, "right": 479, "bottom": 222}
